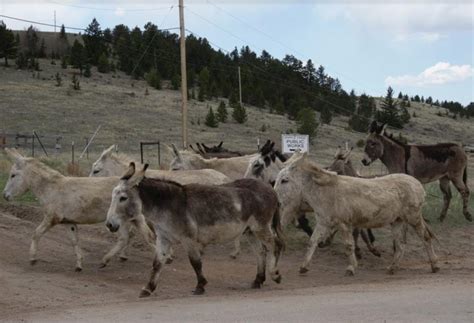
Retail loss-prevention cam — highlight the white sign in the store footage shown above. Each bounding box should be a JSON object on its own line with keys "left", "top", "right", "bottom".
{"left": 281, "top": 134, "right": 309, "bottom": 154}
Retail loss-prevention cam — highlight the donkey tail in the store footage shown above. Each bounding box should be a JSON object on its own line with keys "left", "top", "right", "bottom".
{"left": 423, "top": 219, "right": 451, "bottom": 255}
{"left": 272, "top": 205, "right": 286, "bottom": 251}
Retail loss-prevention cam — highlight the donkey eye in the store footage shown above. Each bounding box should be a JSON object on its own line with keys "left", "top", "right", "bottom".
{"left": 281, "top": 178, "right": 289, "bottom": 184}
{"left": 93, "top": 170, "right": 100, "bottom": 174}
{"left": 119, "top": 196, "right": 128, "bottom": 202}
{"left": 11, "top": 174, "right": 16, "bottom": 178}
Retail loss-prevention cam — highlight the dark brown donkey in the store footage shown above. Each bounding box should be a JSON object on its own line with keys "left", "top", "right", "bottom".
{"left": 362, "top": 121, "right": 471, "bottom": 222}
{"left": 105, "top": 163, "right": 285, "bottom": 297}
{"left": 189, "top": 141, "right": 243, "bottom": 158}
{"left": 327, "top": 146, "right": 380, "bottom": 259}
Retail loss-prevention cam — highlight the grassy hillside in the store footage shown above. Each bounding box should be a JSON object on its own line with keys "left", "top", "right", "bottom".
{"left": 0, "top": 59, "right": 473, "bottom": 184}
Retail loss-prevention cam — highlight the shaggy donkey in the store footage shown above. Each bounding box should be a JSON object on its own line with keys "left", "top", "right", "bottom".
{"left": 169, "top": 144, "right": 258, "bottom": 180}
{"left": 1, "top": 148, "right": 156, "bottom": 271}
{"left": 274, "top": 153, "right": 439, "bottom": 276}
{"left": 90, "top": 145, "right": 230, "bottom": 185}
{"left": 362, "top": 121, "right": 471, "bottom": 222}
{"left": 106, "top": 163, "right": 285, "bottom": 297}
{"left": 327, "top": 146, "right": 380, "bottom": 259}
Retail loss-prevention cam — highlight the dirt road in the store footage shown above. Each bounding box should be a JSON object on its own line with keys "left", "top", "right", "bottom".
{"left": 0, "top": 203, "right": 473, "bottom": 322}
{"left": 16, "top": 279, "right": 474, "bottom": 322}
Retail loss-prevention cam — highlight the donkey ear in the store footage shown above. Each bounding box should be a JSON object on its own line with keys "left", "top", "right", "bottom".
{"left": 4, "top": 148, "right": 23, "bottom": 161}
{"left": 171, "top": 144, "right": 183, "bottom": 160}
{"left": 217, "top": 141, "right": 223, "bottom": 148}
{"left": 334, "top": 146, "right": 342, "bottom": 158}
{"left": 121, "top": 162, "right": 136, "bottom": 180}
{"left": 378, "top": 123, "right": 388, "bottom": 136}
{"left": 269, "top": 141, "right": 275, "bottom": 150}
{"left": 342, "top": 147, "right": 353, "bottom": 162}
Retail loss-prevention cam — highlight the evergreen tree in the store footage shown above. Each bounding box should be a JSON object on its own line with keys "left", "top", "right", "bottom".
{"left": 38, "top": 38, "right": 46, "bottom": 58}
{"left": 97, "top": 52, "right": 110, "bottom": 73}
{"left": 377, "top": 86, "right": 405, "bottom": 128}
{"left": 145, "top": 69, "right": 161, "bottom": 89}
{"left": 83, "top": 18, "right": 106, "bottom": 65}
{"left": 348, "top": 94, "right": 376, "bottom": 132}
{"left": 0, "top": 21, "right": 17, "bottom": 66}
{"left": 61, "top": 56, "right": 67, "bottom": 69}
{"left": 171, "top": 74, "right": 180, "bottom": 90}
{"left": 296, "top": 107, "right": 318, "bottom": 141}
{"left": 320, "top": 103, "right": 333, "bottom": 124}
{"left": 198, "top": 67, "right": 210, "bottom": 100}
{"left": 25, "top": 25, "right": 39, "bottom": 57}
{"left": 15, "top": 52, "right": 28, "bottom": 69}
{"left": 232, "top": 103, "right": 247, "bottom": 124}
{"left": 59, "top": 24, "right": 67, "bottom": 40}
{"left": 204, "top": 106, "right": 218, "bottom": 128}
{"left": 398, "top": 92, "right": 403, "bottom": 99}
{"left": 216, "top": 101, "right": 228, "bottom": 123}
{"left": 83, "top": 64, "right": 91, "bottom": 77}
{"left": 70, "top": 39, "right": 86, "bottom": 72}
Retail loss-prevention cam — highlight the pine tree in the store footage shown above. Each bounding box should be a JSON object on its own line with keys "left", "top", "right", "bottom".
{"left": 216, "top": 101, "right": 228, "bottom": 123}
{"left": 377, "top": 86, "right": 405, "bottom": 128}
{"left": 97, "top": 52, "right": 110, "bottom": 73}
{"left": 232, "top": 103, "right": 247, "bottom": 124}
{"left": 348, "top": 94, "right": 376, "bottom": 132}
{"left": 61, "top": 56, "right": 68, "bottom": 69}
{"left": 296, "top": 107, "right": 318, "bottom": 141}
{"left": 38, "top": 38, "right": 46, "bottom": 58}
{"left": 83, "top": 64, "right": 91, "bottom": 77}
{"left": 198, "top": 67, "right": 210, "bottom": 101}
{"left": 145, "top": 69, "right": 161, "bottom": 89}
{"left": 398, "top": 92, "right": 403, "bottom": 99}
{"left": 70, "top": 39, "right": 86, "bottom": 72}
{"left": 320, "top": 103, "right": 333, "bottom": 124}
{"left": 25, "top": 25, "right": 39, "bottom": 57}
{"left": 0, "top": 21, "right": 17, "bottom": 66}
{"left": 83, "top": 18, "right": 106, "bottom": 65}
{"left": 171, "top": 74, "right": 180, "bottom": 90}
{"left": 205, "top": 106, "right": 218, "bottom": 128}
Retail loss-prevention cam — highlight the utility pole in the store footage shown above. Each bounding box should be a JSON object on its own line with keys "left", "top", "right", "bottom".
{"left": 179, "top": 0, "right": 188, "bottom": 149}
{"left": 54, "top": 10, "right": 56, "bottom": 33}
{"left": 238, "top": 66, "right": 242, "bottom": 106}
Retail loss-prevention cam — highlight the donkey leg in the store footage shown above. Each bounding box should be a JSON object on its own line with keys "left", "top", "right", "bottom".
{"left": 387, "top": 220, "right": 406, "bottom": 275}
{"left": 339, "top": 224, "right": 358, "bottom": 276}
{"left": 185, "top": 242, "right": 208, "bottom": 295}
{"left": 249, "top": 235, "right": 267, "bottom": 289}
{"left": 229, "top": 236, "right": 241, "bottom": 259}
{"left": 451, "top": 177, "right": 472, "bottom": 222}
{"left": 29, "top": 216, "right": 55, "bottom": 265}
{"left": 439, "top": 177, "right": 452, "bottom": 222}
{"left": 101, "top": 224, "right": 130, "bottom": 268}
{"left": 254, "top": 226, "right": 281, "bottom": 284}
{"left": 411, "top": 219, "right": 439, "bottom": 273}
{"left": 300, "top": 223, "right": 331, "bottom": 273}
{"left": 352, "top": 228, "right": 362, "bottom": 260}
{"left": 139, "top": 236, "right": 169, "bottom": 298}
{"left": 360, "top": 229, "right": 381, "bottom": 258}
{"left": 67, "top": 224, "right": 83, "bottom": 272}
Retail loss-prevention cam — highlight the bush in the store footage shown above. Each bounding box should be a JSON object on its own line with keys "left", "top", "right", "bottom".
{"left": 15, "top": 52, "right": 28, "bottom": 69}
{"left": 296, "top": 107, "right": 318, "bottom": 141}
{"left": 83, "top": 64, "right": 91, "bottom": 77}
{"left": 232, "top": 103, "right": 247, "bottom": 124}
{"left": 216, "top": 101, "right": 228, "bottom": 123}
{"left": 171, "top": 74, "right": 180, "bottom": 90}
{"left": 71, "top": 74, "right": 80, "bottom": 90}
{"left": 97, "top": 53, "right": 110, "bottom": 73}
{"left": 55, "top": 72, "right": 62, "bottom": 87}
{"left": 145, "top": 69, "right": 161, "bottom": 90}
{"left": 356, "top": 139, "right": 365, "bottom": 148}
{"left": 61, "top": 56, "right": 67, "bottom": 69}
{"left": 205, "top": 106, "right": 218, "bottom": 128}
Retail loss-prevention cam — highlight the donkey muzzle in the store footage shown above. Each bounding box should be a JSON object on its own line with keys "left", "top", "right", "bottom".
{"left": 361, "top": 159, "right": 371, "bottom": 166}
{"left": 2, "top": 192, "right": 11, "bottom": 201}
{"left": 106, "top": 221, "right": 119, "bottom": 233}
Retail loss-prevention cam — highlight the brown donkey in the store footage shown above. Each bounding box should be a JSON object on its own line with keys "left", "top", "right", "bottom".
{"left": 106, "top": 163, "right": 285, "bottom": 297}
{"left": 362, "top": 121, "right": 471, "bottom": 222}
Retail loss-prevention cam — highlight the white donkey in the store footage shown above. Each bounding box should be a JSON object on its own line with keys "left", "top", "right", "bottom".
{"left": 90, "top": 145, "right": 230, "bottom": 185}
{"left": 274, "top": 153, "right": 439, "bottom": 276}
{"left": 1, "top": 148, "right": 154, "bottom": 271}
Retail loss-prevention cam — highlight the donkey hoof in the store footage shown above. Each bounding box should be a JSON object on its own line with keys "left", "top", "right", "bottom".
{"left": 119, "top": 256, "right": 128, "bottom": 262}
{"left": 465, "top": 213, "right": 472, "bottom": 222}
{"left": 299, "top": 267, "right": 309, "bottom": 274}
{"left": 229, "top": 254, "right": 238, "bottom": 260}
{"left": 272, "top": 275, "right": 282, "bottom": 284}
{"left": 345, "top": 269, "right": 355, "bottom": 276}
{"left": 99, "top": 263, "right": 107, "bottom": 269}
{"left": 193, "top": 287, "right": 205, "bottom": 295}
{"left": 165, "top": 258, "right": 173, "bottom": 265}
{"left": 75, "top": 267, "right": 82, "bottom": 273}
{"left": 251, "top": 281, "right": 262, "bottom": 289}
{"left": 30, "top": 259, "right": 37, "bottom": 266}
{"left": 139, "top": 289, "right": 151, "bottom": 298}
{"left": 431, "top": 265, "right": 440, "bottom": 273}
{"left": 372, "top": 250, "right": 382, "bottom": 258}
{"left": 387, "top": 267, "right": 396, "bottom": 275}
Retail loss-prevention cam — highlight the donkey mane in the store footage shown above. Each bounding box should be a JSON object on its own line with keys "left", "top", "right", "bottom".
{"left": 27, "top": 159, "right": 64, "bottom": 179}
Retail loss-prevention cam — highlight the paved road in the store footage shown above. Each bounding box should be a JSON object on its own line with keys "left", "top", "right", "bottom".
{"left": 13, "top": 279, "right": 474, "bottom": 322}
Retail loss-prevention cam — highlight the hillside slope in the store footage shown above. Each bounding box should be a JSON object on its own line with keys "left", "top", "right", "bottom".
{"left": 0, "top": 60, "right": 473, "bottom": 181}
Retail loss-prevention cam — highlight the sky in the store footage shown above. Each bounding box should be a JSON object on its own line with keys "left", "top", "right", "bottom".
{"left": 1, "top": 0, "right": 473, "bottom": 105}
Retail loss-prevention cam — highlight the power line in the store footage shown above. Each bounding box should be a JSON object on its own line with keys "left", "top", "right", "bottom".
{"left": 45, "top": 1, "right": 175, "bottom": 13}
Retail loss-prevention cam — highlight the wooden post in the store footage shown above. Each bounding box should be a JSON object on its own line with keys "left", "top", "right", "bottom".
{"left": 179, "top": 0, "right": 188, "bottom": 149}
{"left": 31, "top": 135, "right": 35, "bottom": 157}
{"left": 71, "top": 141, "right": 75, "bottom": 164}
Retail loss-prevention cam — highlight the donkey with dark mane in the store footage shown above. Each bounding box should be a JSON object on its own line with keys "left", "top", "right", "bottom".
{"left": 106, "top": 163, "right": 284, "bottom": 297}
{"left": 362, "top": 121, "right": 471, "bottom": 222}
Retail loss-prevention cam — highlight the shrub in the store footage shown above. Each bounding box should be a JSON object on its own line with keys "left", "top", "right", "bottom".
{"left": 296, "top": 107, "right": 318, "bottom": 141}
{"left": 205, "top": 106, "right": 218, "bottom": 128}
{"left": 71, "top": 74, "right": 80, "bottom": 90}
{"left": 145, "top": 69, "right": 161, "bottom": 90}
{"left": 55, "top": 72, "right": 62, "bottom": 87}
{"left": 356, "top": 139, "right": 365, "bottom": 148}
{"left": 97, "top": 53, "right": 110, "bottom": 73}
{"left": 216, "top": 101, "right": 228, "bottom": 123}
{"left": 232, "top": 103, "right": 247, "bottom": 124}
{"left": 83, "top": 64, "right": 91, "bottom": 77}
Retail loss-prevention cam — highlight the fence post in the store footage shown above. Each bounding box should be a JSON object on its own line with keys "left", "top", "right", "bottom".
{"left": 158, "top": 142, "right": 161, "bottom": 166}
{"left": 140, "top": 142, "right": 144, "bottom": 164}
{"left": 31, "top": 135, "right": 35, "bottom": 157}
{"left": 84, "top": 137, "right": 89, "bottom": 160}
{"left": 71, "top": 141, "right": 75, "bottom": 164}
